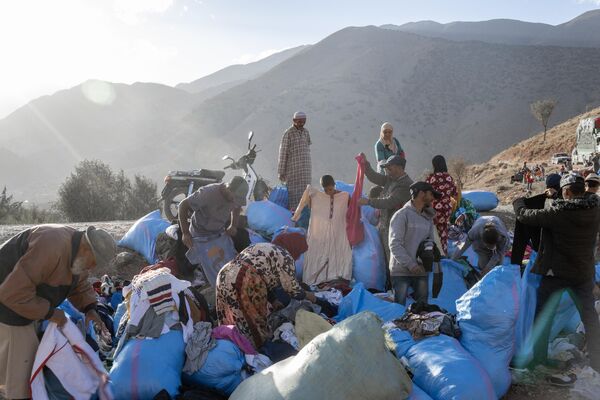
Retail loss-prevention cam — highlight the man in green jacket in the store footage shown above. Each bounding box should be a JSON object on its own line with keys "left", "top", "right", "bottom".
{"left": 358, "top": 154, "right": 413, "bottom": 265}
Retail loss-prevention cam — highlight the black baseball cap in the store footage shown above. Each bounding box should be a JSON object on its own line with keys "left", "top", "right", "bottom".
{"left": 410, "top": 181, "right": 442, "bottom": 200}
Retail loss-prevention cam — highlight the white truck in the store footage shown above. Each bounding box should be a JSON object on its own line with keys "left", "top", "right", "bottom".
{"left": 572, "top": 117, "right": 600, "bottom": 165}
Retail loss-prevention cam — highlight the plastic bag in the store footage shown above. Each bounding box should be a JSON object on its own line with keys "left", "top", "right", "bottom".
{"left": 109, "top": 330, "right": 185, "bottom": 400}
{"left": 408, "top": 383, "right": 434, "bottom": 400}
{"left": 183, "top": 339, "right": 246, "bottom": 396}
{"left": 118, "top": 210, "right": 171, "bottom": 264}
{"left": 247, "top": 229, "right": 268, "bottom": 245}
{"left": 335, "top": 283, "right": 405, "bottom": 322}
{"left": 406, "top": 335, "right": 496, "bottom": 400}
{"left": 247, "top": 200, "right": 293, "bottom": 237}
{"left": 230, "top": 312, "right": 412, "bottom": 400}
{"left": 268, "top": 186, "right": 289, "bottom": 209}
{"left": 461, "top": 191, "right": 499, "bottom": 212}
{"left": 352, "top": 219, "right": 386, "bottom": 291}
{"left": 456, "top": 264, "right": 521, "bottom": 398}
{"left": 335, "top": 180, "right": 356, "bottom": 194}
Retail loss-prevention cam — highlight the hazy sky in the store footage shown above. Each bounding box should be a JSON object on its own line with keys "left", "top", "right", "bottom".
{"left": 1, "top": 0, "right": 598, "bottom": 118}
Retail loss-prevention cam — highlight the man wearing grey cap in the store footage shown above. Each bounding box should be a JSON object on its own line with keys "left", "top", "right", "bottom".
{"left": 513, "top": 173, "right": 600, "bottom": 372}
{"left": 278, "top": 111, "right": 311, "bottom": 210}
{"left": 179, "top": 176, "right": 249, "bottom": 286}
{"left": 0, "top": 224, "right": 116, "bottom": 399}
{"left": 358, "top": 154, "right": 413, "bottom": 269}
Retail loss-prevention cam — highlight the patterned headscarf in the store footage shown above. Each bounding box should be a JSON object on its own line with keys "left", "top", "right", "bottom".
{"left": 271, "top": 232, "right": 308, "bottom": 260}
{"left": 379, "top": 122, "right": 397, "bottom": 154}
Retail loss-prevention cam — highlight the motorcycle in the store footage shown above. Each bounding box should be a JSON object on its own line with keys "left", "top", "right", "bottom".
{"left": 160, "top": 131, "right": 268, "bottom": 221}
{"left": 222, "top": 131, "right": 269, "bottom": 206}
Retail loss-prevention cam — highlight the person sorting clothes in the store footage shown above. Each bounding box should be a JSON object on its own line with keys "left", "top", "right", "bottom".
{"left": 452, "top": 215, "right": 510, "bottom": 276}
{"left": 215, "top": 232, "right": 318, "bottom": 348}
{"left": 0, "top": 225, "right": 116, "bottom": 400}
{"left": 292, "top": 175, "right": 353, "bottom": 285}
{"left": 178, "top": 176, "right": 249, "bottom": 287}
{"left": 513, "top": 173, "right": 600, "bottom": 372}
{"left": 388, "top": 181, "right": 440, "bottom": 305}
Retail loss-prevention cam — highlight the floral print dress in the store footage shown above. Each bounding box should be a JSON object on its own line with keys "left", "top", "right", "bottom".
{"left": 216, "top": 243, "right": 305, "bottom": 348}
{"left": 426, "top": 172, "right": 458, "bottom": 253}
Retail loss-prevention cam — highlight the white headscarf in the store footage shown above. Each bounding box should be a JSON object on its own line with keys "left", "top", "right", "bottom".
{"left": 379, "top": 122, "right": 397, "bottom": 154}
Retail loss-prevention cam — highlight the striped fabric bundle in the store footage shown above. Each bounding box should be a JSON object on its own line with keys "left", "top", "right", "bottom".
{"left": 131, "top": 267, "right": 177, "bottom": 316}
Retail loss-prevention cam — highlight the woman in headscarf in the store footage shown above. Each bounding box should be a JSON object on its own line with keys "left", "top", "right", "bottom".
{"left": 425, "top": 155, "right": 458, "bottom": 254}
{"left": 374, "top": 122, "right": 405, "bottom": 174}
{"left": 215, "top": 232, "right": 317, "bottom": 348}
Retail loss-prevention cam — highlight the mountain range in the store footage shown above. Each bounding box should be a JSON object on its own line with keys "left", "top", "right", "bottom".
{"left": 1, "top": 10, "right": 600, "bottom": 205}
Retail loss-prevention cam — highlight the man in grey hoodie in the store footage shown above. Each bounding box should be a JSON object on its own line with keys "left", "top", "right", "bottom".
{"left": 452, "top": 215, "right": 510, "bottom": 276}
{"left": 389, "top": 181, "right": 440, "bottom": 305}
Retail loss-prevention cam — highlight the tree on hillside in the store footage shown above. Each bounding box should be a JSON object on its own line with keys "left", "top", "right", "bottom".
{"left": 448, "top": 157, "right": 469, "bottom": 189}
{"left": 530, "top": 99, "right": 557, "bottom": 143}
{"left": 57, "top": 160, "right": 159, "bottom": 222}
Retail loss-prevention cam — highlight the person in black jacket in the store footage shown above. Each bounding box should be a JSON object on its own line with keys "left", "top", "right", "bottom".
{"left": 513, "top": 173, "right": 600, "bottom": 371}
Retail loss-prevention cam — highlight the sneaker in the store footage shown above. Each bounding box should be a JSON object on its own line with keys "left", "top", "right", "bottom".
{"left": 546, "top": 372, "right": 577, "bottom": 387}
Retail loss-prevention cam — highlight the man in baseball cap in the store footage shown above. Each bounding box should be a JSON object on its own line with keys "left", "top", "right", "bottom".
{"left": 409, "top": 181, "right": 443, "bottom": 201}
{"left": 513, "top": 171, "right": 600, "bottom": 372}
{"left": 0, "top": 224, "right": 115, "bottom": 398}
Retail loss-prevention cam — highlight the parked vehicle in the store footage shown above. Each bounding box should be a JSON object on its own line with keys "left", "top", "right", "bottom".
{"left": 161, "top": 131, "right": 268, "bottom": 221}
{"left": 222, "top": 131, "right": 269, "bottom": 207}
{"left": 550, "top": 153, "right": 572, "bottom": 165}
{"left": 572, "top": 117, "right": 600, "bottom": 164}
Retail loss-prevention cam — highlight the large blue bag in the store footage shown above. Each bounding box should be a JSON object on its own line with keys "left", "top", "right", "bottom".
{"left": 426, "top": 260, "right": 468, "bottom": 314}
{"left": 406, "top": 335, "right": 496, "bottom": 400}
{"left": 335, "top": 283, "right": 405, "bottom": 322}
{"left": 110, "top": 330, "right": 185, "bottom": 400}
{"left": 461, "top": 191, "right": 499, "bottom": 212}
{"left": 352, "top": 218, "right": 386, "bottom": 291}
{"left": 268, "top": 186, "right": 289, "bottom": 209}
{"left": 247, "top": 200, "right": 294, "bottom": 237}
{"left": 118, "top": 210, "right": 171, "bottom": 264}
{"left": 408, "top": 383, "right": 434, "bottom": 400}
{"left": 247, "top": 229, "right": 268, "bottom": 245}
{"left": 183, "top": 339, "right": 246, "bottom": 396}
{"left": 456, "top": 264, "right": 521, "bottom": 399}
{"left": 335, "top": 180, "right": 356, "bottom": 194}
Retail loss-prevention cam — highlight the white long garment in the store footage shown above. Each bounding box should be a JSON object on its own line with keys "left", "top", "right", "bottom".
{"left": 30, "top": 320, "right": 113, "bottom": 400}
{"left": 302, "top": 186, "right": 353, "bottom": 285}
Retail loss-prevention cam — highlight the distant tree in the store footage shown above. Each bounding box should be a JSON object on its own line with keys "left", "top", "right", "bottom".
{"left": 57, "top": 160, "right": 158, "bottom": 222}
{"left": 530, "top": 99, "right": 557, "bottom": 143}
{"left": 0, "top": 187, "right": 23, "bottom": 223}
{"left": 126, "top": 175, "right": 159, "bottom": 219}
{"left": 58, "top": 160, "right": 116, "bottom": 222}
{"left": 448, "top": 157, "right": 469, "bottom": 189}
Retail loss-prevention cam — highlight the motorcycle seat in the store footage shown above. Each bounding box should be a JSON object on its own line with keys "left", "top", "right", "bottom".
{"left": 199, "top": 169, "right": 226, "bottom": 181}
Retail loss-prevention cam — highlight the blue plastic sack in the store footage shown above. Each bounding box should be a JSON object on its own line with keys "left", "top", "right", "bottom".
{"left": 247, "top": 229, "right": 268, "bottom": 245}
{"left": 461, "top": 191, "right": 499, "bottom": 212}
{"left": 335, "top": 180, "right": 356, "bottom": 195}
{"left": 456, "top": 264, "right": 521, "bottom": 399}
{"left": 335, "top": 283, "right": 405, "bottom": 322}
{"left": 110, "top": 291, "right": 124, "bottom": 311}
{"left": 268, "top": 186, "right": 289, "bottom": 209}
{"left": 110, "top": 330, "right": 185, "bottom": 399}
{"left": 426, "top": 259, "right": 468, "bottom": 314}
{"left": 183, "top": 339, "right": 245, "bottom": 396}
{"left": 247, "top": 200, "right": 293, "bottom": 237}
{"left": 408, "top": 383, "right": 434, "bottom": 400}
{"left": 352, "top": 218, "right": 386, "bottom": 291}
{"left": 118, "top": 210, "right": 171, "bottom": 264}
{"left": 295, "top": 253, "right": 304, "bottom": 282}
{"left": 362, "top": 205, "right": 378, "bottom": 226}
{"left": 406, "top": 335, "right": 496, "bottom": 400}
{"left": 385, "top": 326, "right": 416, "bottom": 358}
{"left": 113, "top": 302, "right": 127, "bottom": 337}
{"left": 596, "top": 263, "right": 600, "bottom": 283}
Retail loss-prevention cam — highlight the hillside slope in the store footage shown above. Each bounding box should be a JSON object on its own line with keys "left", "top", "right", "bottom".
{"left": 464, "top": 106, "right": 600, "bottom": 203}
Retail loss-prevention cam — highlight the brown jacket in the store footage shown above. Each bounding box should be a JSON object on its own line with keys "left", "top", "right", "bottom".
{"left": 0, "top": 225, "right": 97, "bottom": 326}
